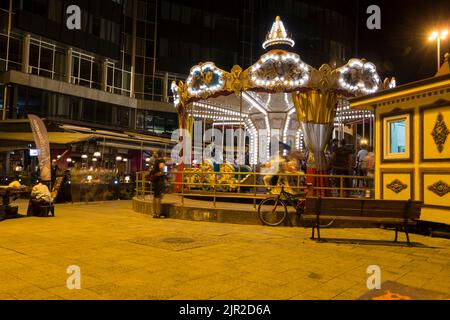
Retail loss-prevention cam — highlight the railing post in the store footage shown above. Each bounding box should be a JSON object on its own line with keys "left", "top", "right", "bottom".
{"left": 340, "top": 176, "right": 344, "bottom": 198}
{"left": 181, "top": 170, "right": 184, "bottom": 206}
{"left": 253, "top": 172, "right": 257, "bottom": 210}
{"left": 142, "top": 172, "right": 146, "bottom": 200}
{"left": 136, "top": 172, "right": 139, "bottom": 199}
{"left": 213, "top": 172, "right": 217, "bottom": 208}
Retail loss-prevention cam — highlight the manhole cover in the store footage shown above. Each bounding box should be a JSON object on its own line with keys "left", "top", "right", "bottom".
{"left": 161, "top": 237, "right": 195, "bottom": 244}
{"left": 127, "top": 234, "right": 226, "bottom": 251}
{"left": 308, "top": 272, "right": 323, "bottom": 280}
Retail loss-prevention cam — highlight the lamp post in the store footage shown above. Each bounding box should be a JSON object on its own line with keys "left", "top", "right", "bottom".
{"left": 429, "top": 29, "right": 448, "bottom": 72}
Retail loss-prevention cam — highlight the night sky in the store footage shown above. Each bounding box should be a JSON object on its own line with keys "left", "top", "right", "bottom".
{"left": 357, "top": 0, "right": 450, "bottom": 85}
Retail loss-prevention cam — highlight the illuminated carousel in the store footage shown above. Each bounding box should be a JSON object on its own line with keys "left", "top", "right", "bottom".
{"left": 171, "top": 16, "right": 395, "bottom": 194}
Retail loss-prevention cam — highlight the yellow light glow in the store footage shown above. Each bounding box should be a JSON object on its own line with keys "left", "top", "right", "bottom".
{"left": 429, "top": 31, "right": 438, "bottom": 41}
{"left": 429, "top": 30, "right": 448, "bottom": 41}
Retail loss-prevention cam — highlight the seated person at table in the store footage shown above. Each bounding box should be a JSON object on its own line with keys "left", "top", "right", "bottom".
{"left": 27, "top": 182, "right": 53, "bottom": 217}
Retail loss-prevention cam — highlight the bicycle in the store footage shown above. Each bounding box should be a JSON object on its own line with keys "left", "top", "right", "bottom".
{"left": 258, "top": 183, "right": 310, "bottom": 227}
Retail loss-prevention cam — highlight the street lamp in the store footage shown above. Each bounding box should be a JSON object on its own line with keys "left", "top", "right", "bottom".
{"left": 429, "top": 29, "right": 448, "bottom": 72}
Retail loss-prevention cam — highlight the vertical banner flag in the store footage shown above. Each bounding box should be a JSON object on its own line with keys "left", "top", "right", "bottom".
{"left": 28, "top": 114, "right": 51, "bottom": 181}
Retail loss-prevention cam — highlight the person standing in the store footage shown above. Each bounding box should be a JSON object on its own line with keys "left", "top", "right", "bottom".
{"left": 362, "top": 146, "right": 375, "bottom": 197}
{"left": 356, "top": 144, "right": 369, "bottom": 176}
{"left": 356, "top": 144, "right": 369, "bottom": 190}
{"left": 151, "top": 150, "right": 166, "bottom": 218}
{"left": 148, "top": 150, "right": 157, "bottom": 170}
{"left": 330, "top": 139, "right": 354, "bottom": 197}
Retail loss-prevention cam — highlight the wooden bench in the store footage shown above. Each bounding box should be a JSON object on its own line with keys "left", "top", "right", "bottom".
{"left": 303, "top": 197, "right": 422, "bottom": 246}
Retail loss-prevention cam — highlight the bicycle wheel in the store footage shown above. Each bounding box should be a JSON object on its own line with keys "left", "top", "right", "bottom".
{"left": 258, "top": 197, "right": 288, "bottom": 226}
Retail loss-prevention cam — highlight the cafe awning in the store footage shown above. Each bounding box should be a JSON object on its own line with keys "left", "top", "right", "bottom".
{"left": 0, "top": 132, "right": 94, "bottom": 144}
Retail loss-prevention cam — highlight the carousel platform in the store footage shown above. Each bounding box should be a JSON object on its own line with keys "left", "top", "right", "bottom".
{"left": 133, "top": 194, "right": 263, "bottom": 225}
{"left": 132, "top": 194, "right": 380, "bottom": 228}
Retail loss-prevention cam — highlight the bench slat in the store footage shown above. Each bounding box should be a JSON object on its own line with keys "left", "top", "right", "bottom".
{"left": 305, "top": 197, "right": 422, "bottom": 220}
{"left": 304, "top": 208, "right": 363, "bottom": 216}
{"left": 302, "top": 215, "right": 418, "bottom": 225}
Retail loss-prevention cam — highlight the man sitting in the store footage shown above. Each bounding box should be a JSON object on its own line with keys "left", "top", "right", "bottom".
{"left": 27, "top": 182, "right": 53, "bottom": 217}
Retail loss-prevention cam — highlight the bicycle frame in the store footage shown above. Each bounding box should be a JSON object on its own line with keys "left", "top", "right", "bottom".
{"left": 274, "top": 185, "right": 307, "bottom": 216}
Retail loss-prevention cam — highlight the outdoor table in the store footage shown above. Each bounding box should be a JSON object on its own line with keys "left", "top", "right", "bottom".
{"left": 0, "top": 186, "right": 30, "bottom": 206}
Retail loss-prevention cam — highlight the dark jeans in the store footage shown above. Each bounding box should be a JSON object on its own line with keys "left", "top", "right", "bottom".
{"left": 27, "top": 198, "right": 50, "bottom": 217}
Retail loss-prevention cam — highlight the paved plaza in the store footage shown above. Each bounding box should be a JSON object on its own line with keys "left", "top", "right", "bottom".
{"left": 0, "top": 200, "right": 449, "bottom": 300}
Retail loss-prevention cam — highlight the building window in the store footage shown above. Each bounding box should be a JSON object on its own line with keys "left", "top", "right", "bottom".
{"left": 0, "top": 32, "right": 22, "bottom": 72}
{"left": 72, "top": 51, "right": 101, "bottom": 90}
{"left": 29, "top": 38, "right": 66, "bottom": 80}
{"left": 171, "top": 4, "right": 180, "bottom": 22}
{"left": 159, "top": 38, "right": 168, "bottom": 57}
{"left": 389, "top": 119, "right": 406, "bottom": 154}
{"left": 106, "top": 60, "right": 132, "bottom": 96}
{"left": 181, "top": 6, "right": 191, "bottom": 24}
{"left": 382, "top": 112, "right": 412, "bottom": 162}
{"left": 161, "top": 1, "right": 170, "bottom": 20}
{"left": 48, "top": 0, "right": 62, "bottom": 23}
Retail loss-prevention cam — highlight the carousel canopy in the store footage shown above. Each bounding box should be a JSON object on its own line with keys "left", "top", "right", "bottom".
{"left": 171, "top": 16, "right": 395, "bottom": 164}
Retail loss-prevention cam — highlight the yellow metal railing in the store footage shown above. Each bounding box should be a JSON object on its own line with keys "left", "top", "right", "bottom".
{"left": 135, "top": 170, "right": 375, "bottom": 209}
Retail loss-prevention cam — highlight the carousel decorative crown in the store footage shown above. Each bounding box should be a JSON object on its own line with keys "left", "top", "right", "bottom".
{"left": 262, "top": 16, "right": 295, "bottom": 50}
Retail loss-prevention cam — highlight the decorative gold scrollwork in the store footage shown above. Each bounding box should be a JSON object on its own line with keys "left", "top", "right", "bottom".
{"left": 428, "top": 180, "right": 450, "bottom": 197}
{"left": 386, "top": 179, "right": 408, "bottom": 194}
{"left": 431, "top": 113, "right": 449, "bottom": 153}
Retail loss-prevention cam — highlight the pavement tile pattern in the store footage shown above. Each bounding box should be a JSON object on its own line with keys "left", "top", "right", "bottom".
{"left": 0, "top": 200, "right": 449, "bottom": 300}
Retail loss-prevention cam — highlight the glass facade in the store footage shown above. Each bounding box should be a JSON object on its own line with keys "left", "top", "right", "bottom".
{"left": 156, "top": 0, "right": 356, "bottom": 75}
{"left": 136, "top": 109, "right": 178, "bottom": 134}
{"left": 6, "top": 84, "right": 177, "bottom": 134}
{"left": 1, "top": 0, "right": 356, "bottom": 139}
{"left": 16, "top": 0, "right": 123, "bottom": 60}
